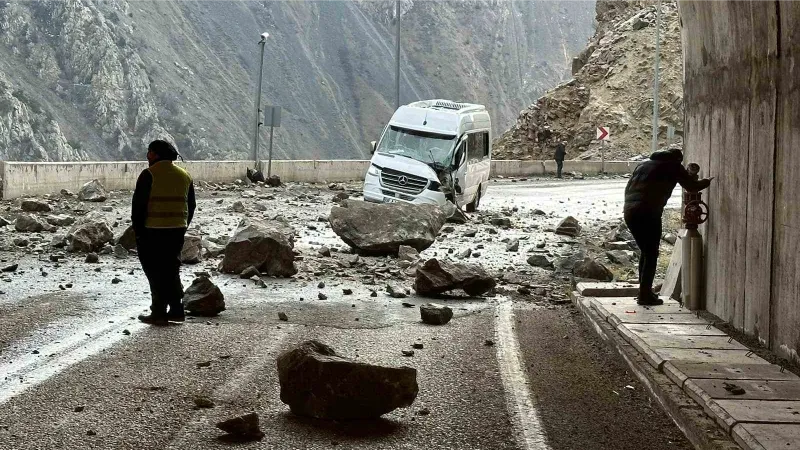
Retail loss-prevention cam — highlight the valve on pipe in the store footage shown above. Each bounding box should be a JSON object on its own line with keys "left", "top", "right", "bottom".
{"left": 681, "top": 179, "right": 708, "bottom": 310}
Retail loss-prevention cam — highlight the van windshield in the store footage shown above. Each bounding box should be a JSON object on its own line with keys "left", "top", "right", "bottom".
{"left": 376, "top": 126, "right": 456, "bottom": 166}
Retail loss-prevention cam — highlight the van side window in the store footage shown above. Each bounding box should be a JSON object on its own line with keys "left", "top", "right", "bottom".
{"left": 467, "top": 134, "right": 479, "bottom": 161}
{"left": 454, "top": 141, "right": 466, "bottom": 168}
{"left": 467, "top": 132, "right": 489, "bottom": 161}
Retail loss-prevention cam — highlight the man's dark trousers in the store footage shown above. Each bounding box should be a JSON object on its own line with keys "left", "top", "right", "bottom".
{"left": 623, "top": 208, "right": 662, "bottom": 296}
{"left": 556, "top": 159, "right": 564, "bottom": 178}
{"left": 136, "top": 228, "right": 186, "bottom": 316}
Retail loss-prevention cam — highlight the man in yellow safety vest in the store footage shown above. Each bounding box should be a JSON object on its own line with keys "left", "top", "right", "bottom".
{"left": 131, "top": 140, "right": 196, "bottom": 325}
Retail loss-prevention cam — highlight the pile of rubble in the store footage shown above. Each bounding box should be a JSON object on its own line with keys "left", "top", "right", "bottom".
{"left": 0, "top": 174, "right": 653, "bottom": 307}
{"left": 1, "top": 173, "right": 688, "bottom": 438}
{"left": 493, "top": 0, "right": 683, "bottom": 161}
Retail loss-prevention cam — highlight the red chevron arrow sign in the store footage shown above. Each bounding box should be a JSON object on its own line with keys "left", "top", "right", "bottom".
{"left": 596, "top": 126, "right": 610, "bottom": 141}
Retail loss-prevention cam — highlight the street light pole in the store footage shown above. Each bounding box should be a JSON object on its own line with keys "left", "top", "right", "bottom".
{"left": 252, "top": 32, "right": 269, "bottom": 172}
{"left": 395, "top": 0, "right": 401, "bottom": 109}
{"left": 650, "top": 0, "right": 662, "bottom": 153}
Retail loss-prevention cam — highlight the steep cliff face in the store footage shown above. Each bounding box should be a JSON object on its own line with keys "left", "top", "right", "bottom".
{"left": 0, "top": 70, "right": 86, "bottom": 161}
{"left": 494, "top": 0, "right": 682, "bottom": 161}
{"left": 361, "top": 0, "right": 597, "bottom": 134}
{"left": 0, "top": 0, "right": 595, "bottom": 162}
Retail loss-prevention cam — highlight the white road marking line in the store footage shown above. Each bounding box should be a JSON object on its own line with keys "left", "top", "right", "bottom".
{"left": 495, "top": 300, "right": 550, "bottom": 450}
{"left": 0, "top": 308, "right": 145, "bottom": 405}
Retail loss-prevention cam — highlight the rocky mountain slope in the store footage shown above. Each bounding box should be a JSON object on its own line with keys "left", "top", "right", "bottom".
{"left": 493, "top": 0, "right": 682, "bottom": 161}
{"left": 0, "top": 0, "right": 595, "bottom": 162}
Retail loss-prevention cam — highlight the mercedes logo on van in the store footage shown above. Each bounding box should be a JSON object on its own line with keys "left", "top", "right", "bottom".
{"left": 397, "top": 176, "right": 408, "bottom": 185}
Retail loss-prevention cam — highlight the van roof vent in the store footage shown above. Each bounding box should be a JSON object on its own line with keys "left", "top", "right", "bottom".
{"left": 433, "top": 100, "right": 466, "bottom": 110}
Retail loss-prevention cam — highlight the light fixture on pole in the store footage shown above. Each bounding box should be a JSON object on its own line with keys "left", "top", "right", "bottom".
{"left": 252, "top": 32, "right": 269, "bottom": 172}
{"left": 395, "top": 0, "right": 401, "bottom": 109}
{"left": 650, "top": 0, "right": 662, "bottom": 153}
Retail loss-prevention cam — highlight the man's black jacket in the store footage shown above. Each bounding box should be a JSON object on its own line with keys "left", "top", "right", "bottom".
{"left": 624, "top": 150, "right": 711, "bottom": 213}
{"left": 554, "top": 143, "right": 566, "bottom": 161}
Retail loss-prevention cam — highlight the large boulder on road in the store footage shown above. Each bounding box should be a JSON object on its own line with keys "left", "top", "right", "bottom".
{"left": 573, "top": 257, "right": 613, "bottom": 281}
{"left": 180, "top": 233, "right": 203, "bottom": 264}
{"left": 183, "top": 276, "right": 225, "bottom": 316}
{"left": 116, "top": 226, "right": 137, "bottom": 250}
{"left": 555, "top": 216, "right": 581, "bottom": 237}
{"left": 414, "top": 258, "right": 496, "bottom": 296}
{"left": 246, "top": 168, "right": 266, "bottom": 184}
{"left": 527, "top": 254, "right": 554, "bottom": 269}
{"left": 266, "top": 175, "right": 282, "bottom": 187}
{"left": 201, "top": 238, "right": 225, "bottom": 258}
{"left": 220, "top": 218, "right": 297, "bottom": 277}
{"left": 21, "top": 199, "right": 51, "bottom": 212}
{"left": 607, "top": 222, "right": 635, "bottom": 243}
{"left": 15, "top": 214, "right": 48, "bottom": 232}
{"left": 441, "top": 201, "right": 468, "bottom": 224}
{"left": 277, "top": 340, "right": 418, "bottom": 420}
{"left": 420, "top": 303, "right": 453, "bottom": 325}
{"left": 78, "top": 179, "right": 108, "bottom": 202}
{"left": 329, "top": 200, "right": 447, "bottom": 255}
{"left": 46, "top": 214, "right": 76, "bottom": 227}
{"left": 216, "top": 413, "right": 264, "bottom": 441}
{"left": 66, "top": 215, "right": 114, "bottom": 252}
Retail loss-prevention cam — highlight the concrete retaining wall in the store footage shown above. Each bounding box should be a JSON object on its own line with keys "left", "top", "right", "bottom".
{"left": 492, "top": 160, "right": 641, "bottom": 178}
{"left": 269, "top": 160, "right": 370, "bottom": 184}
{"left": 2, "top": 161, "right": 148, "bottom": 199}
{"left": 0, "top": 160, "right": 368, "bottom": 199}
{"left": 0, "top": 159, "right": 638, "bottom": 199}
{"left": 680, "top": 1, "right": 800, "bottom": 361}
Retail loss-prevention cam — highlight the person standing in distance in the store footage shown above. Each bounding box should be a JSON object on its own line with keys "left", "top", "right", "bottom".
{"left": 554, "top": 141, "right": 566, "bottom": 178}
{"left": 132, "top": 140, "right": 196, "bottom": 325}
{"left": 623, "top": 147, "right": 712, "bottom": 306}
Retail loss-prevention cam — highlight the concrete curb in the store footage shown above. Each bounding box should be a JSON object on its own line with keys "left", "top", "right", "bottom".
{"left": 571, "top": 291, "right": 742, "bottom": 450}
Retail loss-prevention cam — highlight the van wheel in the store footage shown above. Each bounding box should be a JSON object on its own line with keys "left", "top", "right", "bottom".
{"left": 466, "top": 187, "right": 481, "bottom": 213}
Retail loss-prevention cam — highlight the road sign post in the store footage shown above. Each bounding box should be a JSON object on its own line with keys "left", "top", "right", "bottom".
{"left": 263, "top": 106, "right": 282, "bottom": 178}
{"left": 597, "top": 127, "right": 610, "bottom": 174}
{"left": 601, "top": 141, "right": 606, "bottom": 174}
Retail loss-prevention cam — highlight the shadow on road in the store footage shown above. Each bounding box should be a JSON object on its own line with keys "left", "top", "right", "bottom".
{"left": 282, "top": 413, "right": 406, "bottom": 440}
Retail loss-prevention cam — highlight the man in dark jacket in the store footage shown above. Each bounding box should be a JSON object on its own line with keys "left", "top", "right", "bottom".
{"left": 624, "top": 148, "right": 712, "bottom": 305}
{"left": 132, "top": 140, "right": 196, "bottom": 325}
{"left": 554, "top": 141, "right": 566, "bottom": 178}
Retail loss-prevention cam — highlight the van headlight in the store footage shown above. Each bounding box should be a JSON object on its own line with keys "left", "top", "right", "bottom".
{"left": 427, "top": 180, "right": 441, "bottom": 191}
{"left": 367, "top": 164, "right": 380, "bottom": 177}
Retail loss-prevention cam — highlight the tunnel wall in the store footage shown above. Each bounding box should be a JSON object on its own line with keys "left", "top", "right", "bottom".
{"left": 680, "top": 1, "right": 800, "bottom": 359}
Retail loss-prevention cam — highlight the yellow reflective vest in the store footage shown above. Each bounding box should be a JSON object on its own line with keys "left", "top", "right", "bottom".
{"left": 145, "top": 161, "right": 193, "bottom": 228}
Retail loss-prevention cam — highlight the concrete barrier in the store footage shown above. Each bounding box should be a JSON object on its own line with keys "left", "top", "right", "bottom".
{"left": 490, "top": 160, "right": 546, "bottom": 177}
{"left": 0, "top": 159, "right": 639, "bottom": 199}
{"left": 0, "top": 160, "right": 368, "bottom": 199}
{"left": 269, "top": 160, "right": 370, "bottom": 184}
{"left": 541, "top": 160, "right": 640, "bottom": 175}
{"left": 2, "top": 161, "right": 148, "bottom": 199}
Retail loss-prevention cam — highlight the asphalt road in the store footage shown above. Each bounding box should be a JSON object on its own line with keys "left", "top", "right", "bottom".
{"left": 0, "top": 177, "right": 690, "bottom": 450}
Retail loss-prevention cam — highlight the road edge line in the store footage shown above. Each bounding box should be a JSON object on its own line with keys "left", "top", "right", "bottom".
{"left": 495, "top": 300, "right": 550, "bottom": 450}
